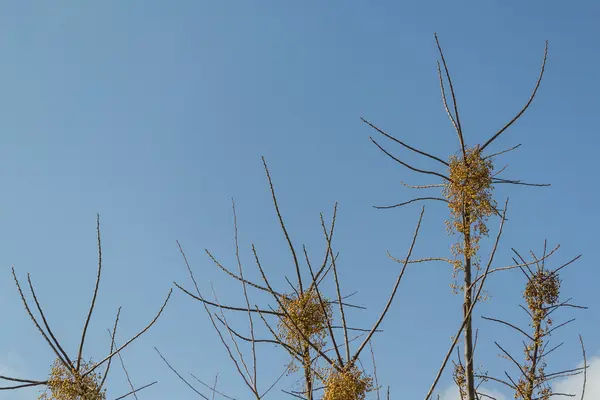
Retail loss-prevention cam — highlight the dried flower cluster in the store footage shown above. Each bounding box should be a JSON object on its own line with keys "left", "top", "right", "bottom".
{"left": 322, "top": 364, "right": 374, "bottom": 400}
{"left": 443, "top": 146, "right": 496, "bottom": 262}
{"left": 514, "top": 269, "right": 561, "bottom": 400}
{"left": 453, "top": 362, "right": 467, "bottom": 400}
{"left": 39, "top": 359, "right": 105, "bottom": 400}
{"left": 524, "top": 270, "right": 560, "bottom": 324}
{"left": 277, "top": 288, "right": 333, "bottom": 353}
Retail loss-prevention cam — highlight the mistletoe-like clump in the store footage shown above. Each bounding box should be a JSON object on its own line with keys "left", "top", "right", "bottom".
{"left": 39, "top": 359, "right": 105, "bottom": 400}
{"left": 322, "top": 364, "right": 373, "bottom": 400}
{"left": 443, "top": 146, "right": 496, "bottom": 260}
{"left": 524, "top": 270, "right": 560, "bottom": 326}
{"left": 453, "top": 362, "right": 467, "bottom": 400}
{"left": 443, "top": 146, "right": 496, "bottom": 294}
{"left": 277, "top": 288, "right": 333, "bottom": 356}
{"left": 514, "top": 270, "right": 561, "bottom": 400}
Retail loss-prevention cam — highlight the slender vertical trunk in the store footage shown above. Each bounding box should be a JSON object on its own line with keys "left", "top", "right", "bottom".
{"left": 524, "top": 321, "right": 542, "bottom": 399}
{"left": 303, "top": 347, "right": 313, "bottom": 400}
{"left": 463, "top": 210, "right": 476, "bottom": 400}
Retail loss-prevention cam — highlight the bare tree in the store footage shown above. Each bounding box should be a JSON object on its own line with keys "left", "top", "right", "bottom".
{"left": 364, "top": 34, "right": 550, "bottom": 400}
{"left": 0, "top": 215, "right": 170, "bottom": 400}
{"left": 479, "top": 242, "right": 588, "bottom": 400}
{"left": 170, "top": 157, "right": 425, "bottom": 399}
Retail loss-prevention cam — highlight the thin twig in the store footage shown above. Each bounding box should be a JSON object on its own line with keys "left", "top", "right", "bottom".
{"left": 304, "top": 245, "right": 344, "bottom": 366}
{"left": 190, "top": 373, "right": 238, "bottom": 400}
{"left": 351, "top": 206, "right": 425, "bottom": 365}
{"left": 99, "top": 307, "right": 122, "bottom": 391}
{"left": 113, "top": 381, "right": 157, "bottom": 400}
{"left": 26, "top": 274, "right": 73, "bottom": 367}
{"left": 362, "top": 117, "right": 449, "bottom": 166}
{"left": 232, "top": 198, "right": 258, "bottom": 393}
{"left": 154, "top": 347, "right": 209, "bottom": 400}
{"left": 11, "top": 267, "right": 70, "bottom": 369}
{"left": 374, "top": 197, "right": 448, "bottom": 210}
{"left": 579, "top": 335, "right": 586, "bottom": 400}
{"left": 84, "top": 289, "right": 172, "bottom": 377}
{"left": 370, "top": 137, "right": 452, "bottom": 182}
{"left": 370, "top": 342, "right": 381, "bottom": 400}
{"left": 480, "top": 41, "right": 548, "bottom": 152}
{"left": 78, "top": 214, "right": 103, "bottom": 372}
{"left": 262, "top": 156, "right": 303, "bottom": 294}
{"left": 481, "top": 317, "right": 534, "bottom": 341}
{"left": 434, "top": 33, "right": 466, "bottom": 158}
{"left": 483, "top": 144, "right": 522, "bottom": 160}
{"left": 107, "top": 331, "right": 139, "bottom": 400}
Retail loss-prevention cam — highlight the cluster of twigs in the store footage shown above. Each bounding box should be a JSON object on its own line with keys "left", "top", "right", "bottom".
{"left": 164, "top": 157, "right": 426, "bottom": 399}
{"left": 0, "top": 33, "right": 589, "bottom": 400}
{"left": 479, "top": 242, "right": 587, "bottom": 400}
{"left": 363, "top": 33, "right": 587, "bottom": 400}
{"left": 1, "top": 215, "right": 168, "bottom": 399}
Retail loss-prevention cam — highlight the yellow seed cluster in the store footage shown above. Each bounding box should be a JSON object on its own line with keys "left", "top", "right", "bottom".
{"left": 322, "top": 364, "right": 373, "bottom": 400}
{"left": 524, "top": 270, "right": 560, "bottom": 321}
{"left": 39, "top": 359, "right": 105, "bottom": 400}
{"left": 443, "top": 146, "right": 496, "bottom": 267}
{"left": 513, "top": 270, "right": 561, "bottom": 400}
{"left": 277, "top": 288, "right": 333, "bottom": 354}
{"left": 452, "top": 363, "right": 467, "bottom": 400}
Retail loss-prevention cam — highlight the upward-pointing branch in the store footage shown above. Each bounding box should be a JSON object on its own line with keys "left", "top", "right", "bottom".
{"left": 480, "top": 41, "right": 548, "bottom": 152}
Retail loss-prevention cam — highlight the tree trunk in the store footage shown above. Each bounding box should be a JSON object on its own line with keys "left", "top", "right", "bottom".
{"left": 463, "top": 211, "right": 476, "bottom": 400}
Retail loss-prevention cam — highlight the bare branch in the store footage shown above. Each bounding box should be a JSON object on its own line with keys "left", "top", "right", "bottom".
{"left": 492, "top": 178, "right": 550, "bottom": 187}
{"left": 190, "top": 373, "right": 238, "bottom": 400}
{"left": 11, "top": 267, "right": 70, "bottom": 369}
{"left": 434, "top": 33, "right": 466, "bottom": 158}
{"left": 99, "top": 307, "right": 122, "bottom": 391}
{"left": 351, "top": 206, "right": 425, "bottom": 365}
{"left": 232, "top": 198, "right": 258, "bottom": 391}
{"left": 401, "top": 181, "right": 447, "bottom": 189}
{"left": 174, "top": 282, "right": 282, "bottom": 316}
{"left": 252, "top": 245, "right": 340, "bottom": 371}
{"left": 545, "top": 318, "right": 576, "bottom": 336}
{"left": 155, "top": 347, "right": 209, "bottom": 400}
{"left": 304, "top": 245, "right": 344, "bottom": 366}
{"left": 108, "top": 331, "right": 139, "bottom": 400}
{"left": 84, "top": 289, "right": 172, "bottom": 377}
{"left": 114, "top": 381, "right": 157, "bottom": 400}
{"left": 262, "top": 156, "right": 303, "bottom": 294}
{"left": 387, "top": 253, "right": 453, "bottom": 265}
{"left": 470, "top": 244, "right": 559, "bottom": 288}
{"left": 370, "top": 137, "right": 452, "bottom": 182}
{"left": 78, "top": 214, "right": 103, "bottom": 372}
{"left": 374, "top": 197, "right": 449, "bottom": 210}
{"left": 370, "top": 342, "right": 381, "bottom": 400}
{"left": 0, "top": 380, "right": 48, "bottom": 390}
{"left": 480, "top": 41, "right": 548, "bottom": 152}
{"left": 483, "top": 144, "right": 522, "bottom": 160}
{"left": 319, "top": 210, "right": 351, "bottom": 363}
{"left": 494, "top": 341, "right": 527, "bottom": 377}
{"left": 579, "top": 335, "right": 586, "bottom": 400}
{"left": 481, "top": 316, "right": 534, "bottom": 341}
{"left": 362, "top": 117, "right": 449, "bottom": 166}
{"left": 437, "top": 61, "right": 460, "bottom": 139}
{"left": 27, "top": 274, "right": 73, "bottom": 367}
{"left": 205, "top": 249, "right": 275, "bottom": 295}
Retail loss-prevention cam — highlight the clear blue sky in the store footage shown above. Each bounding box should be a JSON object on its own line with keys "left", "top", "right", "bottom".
{"left": 0, "top": 2, "right": 598, "bottom": 399}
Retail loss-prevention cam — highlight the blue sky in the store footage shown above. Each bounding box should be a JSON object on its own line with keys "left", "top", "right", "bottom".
{"left": 0, "top": 1, "right": 598, "bottom": 399}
